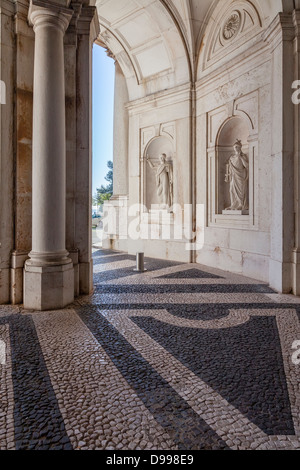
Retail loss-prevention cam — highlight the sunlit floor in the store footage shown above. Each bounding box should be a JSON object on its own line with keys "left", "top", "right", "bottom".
{"left": 0, "top": 248, "right": 300, "bottom": 450}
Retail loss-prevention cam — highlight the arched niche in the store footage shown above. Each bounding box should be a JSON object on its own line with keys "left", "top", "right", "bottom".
{"left": 216, "top": 116, "right": 249, "bottom": 214}
{"left": 144, "top": 136, "right": 174, "bottom": 210}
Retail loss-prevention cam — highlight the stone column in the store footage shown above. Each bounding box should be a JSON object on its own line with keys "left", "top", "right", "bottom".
{"left": 264, "top": 14, "right": 295, "bottom": 293}
{"left": 0, "top": 1, "right": 14, "bottom": 304}
{"left": 11, "top": 0, "right": 34, "bottom": 305}
{"left": 102, "top": 58, "right": 129, "bottom": 252}
{"left": 24, "top": 1, "right": 74, "bottom": 310}
{"left": 292, "top": 10, "right": 300, "bottom": 295}
{"left": 75, "top": 6, "right": 98, "bottom": 295}
{"left": 113, "top": 60, "right": 129, "bottom": 197}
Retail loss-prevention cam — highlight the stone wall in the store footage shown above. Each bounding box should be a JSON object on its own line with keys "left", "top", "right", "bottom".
{"left": 0, "top": 1, "right": 15, "bottom": 304}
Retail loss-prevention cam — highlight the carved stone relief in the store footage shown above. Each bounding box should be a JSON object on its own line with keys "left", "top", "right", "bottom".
{"left": 217, "top": 117, "right": 249, "bottom": 215}
{"left": 206, "top": 90, "right": 258, "bottom": 229}
{"left": 141, "top": 131, "right": 174, "bottom": 211}
{"left": 199, "top": 0, "right": 263, "bottom": 73}
{"left": 146, "top": 153, "right": 173, "bottom": 209}
{"left": 223, "top": 139, "right": 249, "bottom": 213}
{"left": 223, "top": 13, "right": 241, "bottom": 40}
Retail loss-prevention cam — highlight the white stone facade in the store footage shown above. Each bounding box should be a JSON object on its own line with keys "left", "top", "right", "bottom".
{"left": 1, "top": 0, "right": 300, "bottom": 309}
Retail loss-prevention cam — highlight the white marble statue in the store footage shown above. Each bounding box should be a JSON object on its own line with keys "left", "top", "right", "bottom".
{"left": 147, "top": 153, "right": 173, "bottom": 208}
{"left": 224, "top": 139, "right": 249, "bottom": 211}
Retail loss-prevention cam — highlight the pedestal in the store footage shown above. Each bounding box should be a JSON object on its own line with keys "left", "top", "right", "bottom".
{"left": 222, "top": 209, "right": 249, "bottom": 215}
{"left": 102, "top": 195, "right": 129, "bottom": 252}
{"left": 24, "top": 262, "right": 74, "bottom": 310}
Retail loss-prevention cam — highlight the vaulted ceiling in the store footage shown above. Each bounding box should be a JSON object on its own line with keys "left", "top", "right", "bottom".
{"left": 87, "top": 0, "right": 294, "bottom": 99}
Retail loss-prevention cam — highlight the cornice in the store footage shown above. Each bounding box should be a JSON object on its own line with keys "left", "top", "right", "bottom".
{"left": 126, "top": 82, "right": 192, "bottom": 115}
{"left": 76, "top": 5, "right": 98, "bottom": 38}
{"left": 1, "top": 0, "right": 15, "bottom": 15}
{"left": 263, "top": 12, "right": 294, "bottom": 49}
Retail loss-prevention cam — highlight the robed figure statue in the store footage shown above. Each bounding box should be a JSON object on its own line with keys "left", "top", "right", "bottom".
{"left": 146, "top": 153, "right": 173, "bottom": 208}
{"left": 224, "top": 140, "right": 249, "bottom": 211}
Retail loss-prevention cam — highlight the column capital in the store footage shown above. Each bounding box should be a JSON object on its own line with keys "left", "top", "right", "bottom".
{"left": 76, "top": 5, "right": 99, "bottom": 39}
{"left": 0, "top": 0, "right": 15, "bottom": 15}
{"left": 293, "top": 10, "right": 300, "bottom": 37}
{"left": 263, "top": 12, "right": 294, "bottom": 48}
{"left": 28, "top": 0, "right": 73, "bottom": 34}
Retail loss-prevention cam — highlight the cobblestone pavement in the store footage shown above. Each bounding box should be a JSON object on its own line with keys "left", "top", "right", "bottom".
{"left": 0, "top": 248, "right": 300, "bottom": 450}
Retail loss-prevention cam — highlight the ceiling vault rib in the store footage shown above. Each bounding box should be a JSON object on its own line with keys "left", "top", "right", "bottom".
{"left": 158, "top": 0, "right": 194, "bottom": 83}
{"left": 97, "top": 23, "right": 141, "bottom": 84}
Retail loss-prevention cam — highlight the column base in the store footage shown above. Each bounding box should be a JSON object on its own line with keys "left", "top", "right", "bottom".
{"left": 11, "top": 251, "right": 30, "bottom": 305}
{"left": 102, "top": 195, "right": 128, "bottom": 253}
{"left": 292, "top": 249, "right": 300, "bottom": 296}
{"left": 24, "top": 261, "right": 74, "bottom": 310}
{"left": 0, "top": 268, "right": 10, "bottom": 304}
{"left": 79, "top": 260, "right": 93, "bottom": 295}
{"left": 269, "top": 258, "right": 292, "bottom": 294}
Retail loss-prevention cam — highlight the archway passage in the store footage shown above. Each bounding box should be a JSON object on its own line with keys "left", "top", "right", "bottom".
{"left": 1, "top": 0, "right": 300, "bottom": 455}
{"left": 91, "top": 44, "right": 115, "bottom": 248}
{"left": 1, "top": 0, "right": 299, "bottom": 310}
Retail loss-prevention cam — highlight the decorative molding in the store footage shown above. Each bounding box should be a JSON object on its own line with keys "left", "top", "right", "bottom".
{"left": 223, "top": 13, "right": 241, "bottom": 40}
{"left": 160, "top": 122, "right": 175, "bottom": 142}
{"left": 14, "top": 0, "right": 34, "bottom": 37}
{"left": 126, "top": 82, "right": 191, "bottom": 115}
{"left": 206, "top": 90, "right": 259, "bottom": 230}
{"left": 200, "top": 0, "right": 263, "bottom": 74}
{"left": 140, "top": 123, "right": 175, "bottom": 212}
{"left": 28, "top": 0, "right": 73, "bottom": 33}
{"left": 263, "top": 13, "right": 294, "bottom": 49}
{"left": 0, "top": 0, "right": 16, "bottom": 15}
{"left": 74, "top": 6, "right": 98, "bottom": 39}
{"left": 141, "top": 126, "right": 156, "bottom": 156}
{"left": 105, "top": 47, "right": 115, "bottom": 60}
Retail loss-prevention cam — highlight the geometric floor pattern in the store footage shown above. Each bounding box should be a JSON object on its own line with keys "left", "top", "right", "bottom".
{"left": 0, "top": 248, "right": 299, "bottom": 450}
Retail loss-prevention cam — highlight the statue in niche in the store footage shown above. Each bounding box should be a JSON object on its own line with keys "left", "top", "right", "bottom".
{"left": 146, "top": 153, "right": 173, "bottom": 209}
{"left": 224, "top": 139, "right": 249, "bottom": 211}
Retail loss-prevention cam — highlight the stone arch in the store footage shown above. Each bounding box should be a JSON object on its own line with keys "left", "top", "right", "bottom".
{"left": 195, "top": 0, "right": 295, "bottom": 80}
{"left": 94, "top": 0, "right": 191, "bottom": 101}
{"left": 197, "top": 0, "right": 265, "bottom": 79}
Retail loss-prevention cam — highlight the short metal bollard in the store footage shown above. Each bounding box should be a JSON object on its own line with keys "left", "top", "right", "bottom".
{"left": 134, "top": 252, "right": 147, "bottom": 272}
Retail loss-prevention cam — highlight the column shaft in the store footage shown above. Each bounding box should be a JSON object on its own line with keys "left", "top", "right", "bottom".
{"left": 31, "top": 18, "right": 67, "bottom": 260}
{"left": 24, "top": 3, "right": 74, "bottom": 310}
{"left": 113, "top": 61, "right": 129, "bottom": 197}
{"left": 75, "top": 7, "right": 97, "bottom": 295}
{"left": 265, "top": 14, "right": 295, "bottom": 293}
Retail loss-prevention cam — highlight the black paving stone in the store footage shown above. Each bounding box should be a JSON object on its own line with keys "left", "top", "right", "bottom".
{"left": 77, "top": 305, "right": 230, "bottom": 450}
{"left": 93, "top": 254, "right": 137, "bottom": 265}
{"left": 0, "top": 314, "right": 72, "bottom": 450}
{"left": 156, "top": 268, "right": 223, "bottom": 279}
{"left": 93, "top": 266, "right": 150, "bottom": 282}
{"left": 94, "top": 284, "right": 275, "bottom": 294}
{"left": 132, "top": 315, "right": 295, "bottom": 436}
{"left": 94, "top": 302, "right": 300, "bottom": 312}
{"left": 164, "top": 304, "right": 236, "bottom": 320}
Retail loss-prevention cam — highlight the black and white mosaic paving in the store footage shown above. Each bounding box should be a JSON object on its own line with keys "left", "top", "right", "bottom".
{"left": 0, "top": 248, "right": 299, "bottom": 450}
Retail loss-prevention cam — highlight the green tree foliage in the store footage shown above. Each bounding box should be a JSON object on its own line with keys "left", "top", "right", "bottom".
{"left": 93, "top": 161, "right": 113, "bottom": 207}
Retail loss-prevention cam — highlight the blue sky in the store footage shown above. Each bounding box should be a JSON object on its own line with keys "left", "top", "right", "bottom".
{"left": 92, "top": 44, "right": 115, "bottom": 196}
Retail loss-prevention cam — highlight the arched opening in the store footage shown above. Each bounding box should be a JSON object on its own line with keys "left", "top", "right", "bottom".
{"left": 0, "top": 0, "right": 299, "bottom": 306}
{"left": 92, "top": 43, "right": 115, "bottom": 248}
